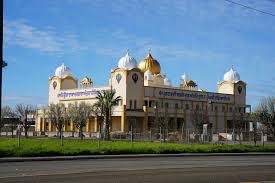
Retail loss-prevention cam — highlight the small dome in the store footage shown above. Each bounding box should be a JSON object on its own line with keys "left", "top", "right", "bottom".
{"left": 224, "top": 67, "right": 240, "bottom": 83}
{"left": 118, "top": 51, "right": 137, "bottom": 70}
{"left": 181, "top": 73, "right": 190, "bottom": 83}
{"left": 144, "top": 70, "right": 153, "bottom": 80}
{"left": 55, "top": 63, "right": 72, "bottom": 79}
{"left": 164, "top": 76, "right": 171, "bottom": 86}
{"left": 138, "top": 53, "right": 161, "bottom": 74}
{"left": 80, "top": 76, "right": 93, "bottom": 85}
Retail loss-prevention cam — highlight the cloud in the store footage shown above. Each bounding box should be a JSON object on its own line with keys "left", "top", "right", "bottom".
{"left": 3, "top": 96, "right": 47, "bottom": 107}
{"left": 3, "top": 20, "right": 87, "bottom": 54}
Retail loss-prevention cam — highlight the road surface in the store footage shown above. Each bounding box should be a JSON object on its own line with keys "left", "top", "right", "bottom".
{"left": 0, "top": 155, "right": 275, "bottom": 183}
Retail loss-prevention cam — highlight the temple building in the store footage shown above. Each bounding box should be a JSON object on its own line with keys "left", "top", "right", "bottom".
{"left": 35, "top": 51, "right": 251, "bottom": 133}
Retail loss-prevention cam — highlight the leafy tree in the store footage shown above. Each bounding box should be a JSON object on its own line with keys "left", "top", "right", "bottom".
{"left": 47, "top": 103, "right": 66, "bottom": 139}
{"left": 94, "top": 90, "right": 121, "bottom": 140}
{"left": 15, "top": 104, "right": 36, "bottom": 138}
{"left": 1, "top": 106, "right": 17, "bottom": 137}
{"left": 67, "top": 102, "right": 93, "bottom": 140}
{"left": 254, "top": 96, "right": 275, "bottom": 143}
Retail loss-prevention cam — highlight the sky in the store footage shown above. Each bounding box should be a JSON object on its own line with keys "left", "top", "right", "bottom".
{"left": 3, "top": 0, "right": 275, "bottom": 109}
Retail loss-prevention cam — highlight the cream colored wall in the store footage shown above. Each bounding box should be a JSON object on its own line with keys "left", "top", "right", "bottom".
{"left": 126, "top": 70, "right": 144, "bottom": 109}
{"left": 61, "top": 79, "right": 77, "bottom": 90}
{"left": 233, "top": 81, "right": 246, "bottom": 105}
{"left": 218, "top": 82, "right": 234, "bottom": 94}
{"left": 111, "top": 69, "right": 127, "bottom": 106}
{"left": 111, "top": 116, "right": 121, "bottom": 131}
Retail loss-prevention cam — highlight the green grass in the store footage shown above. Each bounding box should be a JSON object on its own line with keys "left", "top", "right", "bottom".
{"left": 0, "top": 138, "right": 274, "bottom": 157}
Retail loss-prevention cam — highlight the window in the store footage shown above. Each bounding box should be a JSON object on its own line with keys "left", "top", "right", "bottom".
{"left": 161, "top": 101, "right": 164, "bottom": 108}
{"left": 185, "top": 104, "right": 189, "bottom": 110}
{"left": 175, "top": 103, "right": 179, "bottom": 109}
{"left": 215, "top": 106, "right": 218, "bottom": 111}
{"left": 144, "top": 100, "right": 148, "bottom": 107}
{"left": 165, "top": 102, "right": 169, "bottom": 108}
{"left": 229, "top": 107, "right": 232, "bottom": 112}
{"left": 134, "top": 100, "right": 137, "bottom": 109}
{"left": 155, "top": 101, "right": 159, "bottom": 108}
{"left": 196, "top": 104, "right": 199, "bottom": 110}
{"left": 149, "top": 101, "right": 152, "bottom": 108}
{"left": 129, "top": 100, "right": 132, "bottom": 109}
{"left": 222, "top": 106, "right": 225, "bottom": 112}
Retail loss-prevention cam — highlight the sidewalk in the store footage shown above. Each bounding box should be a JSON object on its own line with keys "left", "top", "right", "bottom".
{"left": 1, "top": 152, "right": 275, "bottom": 163}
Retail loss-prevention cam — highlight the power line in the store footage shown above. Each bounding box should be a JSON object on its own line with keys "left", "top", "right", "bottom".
{"left": 225, "top": 0, "right": 275, "bottom": 17}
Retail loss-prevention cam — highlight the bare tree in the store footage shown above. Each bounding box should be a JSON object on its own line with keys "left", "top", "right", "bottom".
{"left": 191, "top": 109, "right": 204, "bottom": 134}
{"left": 47, "top": 103, "right": 66, "bottom": 139}
{"left": 254, "top": 96, "right": 275, "bottom": 143}
{"left": 1, "top": 106, "right": 17, "bottom": 137}
{"left": 15, "top": 104, "right": 36, "bottom": 138}
{"left": 67, "top": 102, "right": 93, "bottom": 140}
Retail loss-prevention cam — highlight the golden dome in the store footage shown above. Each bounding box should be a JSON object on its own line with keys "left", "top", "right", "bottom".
{"left": 138, "top": 53, "right": 161, "bottom": 74}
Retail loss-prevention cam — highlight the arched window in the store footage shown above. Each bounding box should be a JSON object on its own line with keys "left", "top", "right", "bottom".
{"left": 185, "top": 104, "right": 189, "bottom": 110}
{"left": 196, "top": 104, "right": 199, "bottom": 110}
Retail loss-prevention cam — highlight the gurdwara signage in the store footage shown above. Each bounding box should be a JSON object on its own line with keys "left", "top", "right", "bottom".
{"left": 146, "top": 87, "right": 233, "bottom": 103}
{"left": 57, "top": 88, "right": 111, "bottom": 100}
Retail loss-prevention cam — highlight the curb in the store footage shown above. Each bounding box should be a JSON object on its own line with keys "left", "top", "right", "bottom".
{"left": 1, "top": 153, "right": 275, "bottom": 163}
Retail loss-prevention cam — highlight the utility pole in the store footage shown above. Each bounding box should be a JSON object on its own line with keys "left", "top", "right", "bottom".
{"left": 0, "top": 0, "right": 4, "bottom": 121}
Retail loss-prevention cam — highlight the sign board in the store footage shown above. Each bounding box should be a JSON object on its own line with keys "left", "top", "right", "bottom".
{"left": 145, "top": 87, "right": 233, "bottom": 104}
{"left": 57, "top": 87, "right": 111, "bottom": 100}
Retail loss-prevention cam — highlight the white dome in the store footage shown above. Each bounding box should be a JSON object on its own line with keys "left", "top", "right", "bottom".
{"left": 55, "top": 63, "right": 72, "bottom": 79}
{"left": 181, "top": 73, "right": 190, "bottom": 83}
{"left": 223, "top": 67, "right": 240, "bottom": 83}
{"left": 164, "top": 77, "right": 171, "bottom": 86}
{"left": 144, "top": 70, "right": 153, "bottom": 80}
{"left": 118, "top": 51, "right": 137, "bottom": 70}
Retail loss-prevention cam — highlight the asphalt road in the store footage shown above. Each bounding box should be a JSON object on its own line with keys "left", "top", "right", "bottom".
{"left": 0, "top": 156, "right": 275, "bottom": 183}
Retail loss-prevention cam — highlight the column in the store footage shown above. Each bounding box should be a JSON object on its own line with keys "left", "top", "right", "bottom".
{"left": 121, "top": 105, "right": 126, "bottom": 132}
{"left": 94, "top": 116, "right": 98, "bottom": 132}
{"left": 173, "top": 108, "right": 178, "bottom": 131}
{"left": 86, "top": 118, "right": 90, "bottom": 132}
{"left": 143, "top": 106, "right": 148, "bottom": 131}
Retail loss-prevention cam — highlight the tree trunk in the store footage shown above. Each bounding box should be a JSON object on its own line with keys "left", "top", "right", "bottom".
{"left": 79, "top": 127, "right": 83, "bottom": 140}
{"left": 24, "top": 127, "right": 28, "bottom": 138}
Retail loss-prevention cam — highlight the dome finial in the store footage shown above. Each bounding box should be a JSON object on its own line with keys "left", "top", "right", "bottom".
{"left": 148, "top": 48, "right": 151, "bottom": 54}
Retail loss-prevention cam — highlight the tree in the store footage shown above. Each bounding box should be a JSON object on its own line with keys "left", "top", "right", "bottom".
{"left": 94, "top": 90, "right": 121, "bottom": 140}
{"left": 47, "top": 103, "right": 66, "bottom": 139}
{"left": 1, "top": 106, "right": 17, "bottom": 137}
{"left": 67, "top": 102, "right": 93, "bottom": 140}
{"left": 15, "top": 104, "right": 36, "bottom": 138}
{"left": 254, "top": 96, "right": 275, "bottom": 143}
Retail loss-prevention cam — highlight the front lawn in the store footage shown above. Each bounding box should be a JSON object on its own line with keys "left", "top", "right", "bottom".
{"left": 0, "top": 138, "right": 274, "bottom": 157}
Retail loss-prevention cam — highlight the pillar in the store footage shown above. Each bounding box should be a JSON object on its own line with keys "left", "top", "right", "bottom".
{"left": 94, "top": 116, "right": 98, "bottom": 132}
{"left": 70, "top": 119, "right": 74, "bottom": 132}
{"left": 121, "top": 105, "right": 126, "bottom": 132}
{"left": 86, "top": 118, "right": 90, "bottom": 132}
{"left": 143, "top": 106, "right": 148, "bottom": 131}
{"left": 173, "top": 108, "right": 178, "bottom": 131}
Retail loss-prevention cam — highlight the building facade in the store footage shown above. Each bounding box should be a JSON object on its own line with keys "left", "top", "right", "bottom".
{"left": 35, "top": 51, "right": 251, "bottom": 133}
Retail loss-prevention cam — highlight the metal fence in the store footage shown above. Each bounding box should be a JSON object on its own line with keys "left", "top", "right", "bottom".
{"left": 1, "top": 127, "right": 274, "bottom": 145}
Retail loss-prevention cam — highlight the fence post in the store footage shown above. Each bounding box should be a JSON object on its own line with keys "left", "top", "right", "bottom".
{"left": 181, "top": 125, "right": 184, "bottom": 142}
{"left": 149, "top": 129, "right": 152, "bottom": 142}
{"left": 160, "top": 127, "right": 162, "bottom": 144}
{"left": 131, "top": 125, "right": 133, "bottom": 149}
{"left": 98, "top": 124, "right": 101, "bottom": 150}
